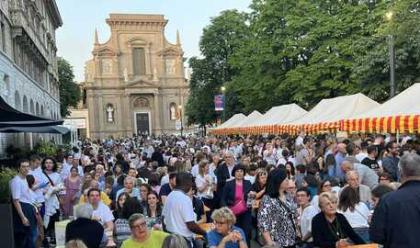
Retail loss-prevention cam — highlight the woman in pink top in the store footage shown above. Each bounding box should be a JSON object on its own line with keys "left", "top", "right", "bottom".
{"left": 220, "top": 164, "right": 252, "bottom": 247}
{"left": 63, "top": 167, "right": 82, "bottom": 217}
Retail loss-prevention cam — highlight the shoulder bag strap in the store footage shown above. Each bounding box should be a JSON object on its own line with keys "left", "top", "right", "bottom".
{"left": 43, "top": 171, "right": 55, "bottom": 186}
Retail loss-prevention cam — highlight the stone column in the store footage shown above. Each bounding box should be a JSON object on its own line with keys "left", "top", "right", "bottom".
{"left": 123, "top": 93, "right": 132, "bottom": 136}
{"left": 153, "top": 93, "right": 161, "bottom": 134}
{"left": 86, "top": 90, "right": 96, "bottom": 139}
{"left": 145, "top": 42, "right": 152, "bottom": 77}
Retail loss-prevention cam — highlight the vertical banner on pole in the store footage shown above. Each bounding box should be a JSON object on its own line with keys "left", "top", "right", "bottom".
{"left": 214, "top": 95, "right": 225, "bottom": 111}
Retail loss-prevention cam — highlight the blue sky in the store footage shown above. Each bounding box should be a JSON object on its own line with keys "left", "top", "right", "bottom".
{"left": 55, "top": 0, "right": 251, "bottom": 82}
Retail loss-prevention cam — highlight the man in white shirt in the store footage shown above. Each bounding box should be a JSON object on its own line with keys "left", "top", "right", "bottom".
{"left": 162, "top": 172, "right": 206, "bottom": 247}
{"left": 295, "top": 131, "right": 305, "bottom": 148}
{"left": 10, "top": 159, "right": 37, "bottom": 248}
{"left": 61, "top": 155, "right": 84, "bottom": 180}
{"left": 88, "top": 188, "right": 115, "bottom": 247}
{"left": 29, "top": 155, "right": 49, "bottom": 215}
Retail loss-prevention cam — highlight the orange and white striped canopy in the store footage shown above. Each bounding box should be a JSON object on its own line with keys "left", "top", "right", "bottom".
{"left": 340, "top": 115, "right": 420, "bottom": 133}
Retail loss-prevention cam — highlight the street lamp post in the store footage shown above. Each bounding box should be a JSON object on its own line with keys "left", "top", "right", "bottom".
{"left": 221, "top": 86, "right": 226, "bottom": 122}
{"left": 386, "top": 11, "right": 396, "bottom": 98}
{"left": 178, "top": 105, "right": 183, "bottom": 137}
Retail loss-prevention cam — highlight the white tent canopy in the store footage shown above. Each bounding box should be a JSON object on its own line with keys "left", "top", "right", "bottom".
{"left": 287, "top": 93, "right": 380, "bottom": 125}
{"left": 230, "top": 111, "right": 263, "bottom": 128}
{"left": 216, "top": 113, "right": 246, "bottom": 129}
{"left": 354, "top": 83, "right": 420, "bottom": 118}
{"left": 249, "top": 103, "right": 308, "bottom": 127}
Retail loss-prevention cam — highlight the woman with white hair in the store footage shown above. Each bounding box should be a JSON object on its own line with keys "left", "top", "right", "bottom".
{"left": 65, "top": 204, "right": 104, "bottom": 248}
{"left": 312, "top": 192, "right": 365, "bottom": 248}
{"left": 207, "top": 207, "right": 248, "bottom": 248}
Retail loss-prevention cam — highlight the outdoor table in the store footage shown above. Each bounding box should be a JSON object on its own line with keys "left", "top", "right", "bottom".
{"left": 348, "top": 244, "right": 378, "bottom": 248}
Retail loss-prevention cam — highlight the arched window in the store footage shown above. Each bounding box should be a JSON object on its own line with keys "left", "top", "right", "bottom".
{"left": 14, "top": 91, "right": 21, "bottom": 110}
{"left": 169, "top": 102, "right": 177, "bottom": 120}
{"left": 35, "top": 102, "right": 39, "bottom": 115}
{"left": 30, "top": 99, "right": 34, "bottom": 114}
{"left": 3, "top": 74, "right": 10, "bottom": 97}
{"left": 23, "top": 96, "right": 28, "bottom": 113}
{"left": 40, "top": 105, "right": 44, "bottom": 116}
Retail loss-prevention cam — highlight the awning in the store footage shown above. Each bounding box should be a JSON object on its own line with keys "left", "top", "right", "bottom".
{"left": 0, "top": 95, "right": 63, "bottom": 127}
{"left": 341, "top": 83, "right": 420, "bottom": 133}
{"left": 0, "top": 125, "right": 70, "bottom": 134}
{"left": 280, "top": 93, "right": 380, "bottom": 134}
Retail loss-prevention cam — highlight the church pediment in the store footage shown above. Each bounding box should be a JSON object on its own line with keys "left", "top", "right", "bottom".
{"left": 125, "top": 78, "right": 158, "bottom": 88}
{"left": 127, "top": 37, "right": 149, "bottom": 46}
{"left": 158, "top": 47, "right": 182, "bottom": 57}
{"left": 93, "top": 46, "right": 117, "bottom": 57}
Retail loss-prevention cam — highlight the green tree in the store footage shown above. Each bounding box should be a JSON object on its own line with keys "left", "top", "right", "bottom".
{"left": 185, "top": 57, "right": 218, "bottom": 126}
{"left": 58, "top": 57, "right": 81, "bottom": 117}
{"left": 186, "top": 10, "right": 249, "bottom": 125}
{"left": 353, "top": 0, "right": 420, "bottom": 102}
{"left": 189, "top": 0, "right": 420, "bottom": 126}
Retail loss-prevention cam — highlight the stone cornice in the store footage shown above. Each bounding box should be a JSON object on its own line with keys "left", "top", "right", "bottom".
{"left": 158, "top": 47, "right": 183, "bottom": 57}
{"left": 92, "top": 46, "right": 119, "bottom": 57}
{"left": 84, "top": 85, "right": 189, "bottom": 91}
{"left": 106, "top": 14, "right": 168, "bottom": 30}
{"left": 45, "top": 0, "right": 63, "bottom": 28}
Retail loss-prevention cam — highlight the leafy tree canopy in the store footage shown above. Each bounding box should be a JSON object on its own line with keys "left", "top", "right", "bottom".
{"left": 186, "top": 0, "right": 420, "bottom": 125}
{"left": 58, "top": 57, "right": 81, "bottom": 117}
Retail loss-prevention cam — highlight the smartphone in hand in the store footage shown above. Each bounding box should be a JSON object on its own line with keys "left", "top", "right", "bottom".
{"left": 39, "top": 181, "right": 50, "bottom": 189}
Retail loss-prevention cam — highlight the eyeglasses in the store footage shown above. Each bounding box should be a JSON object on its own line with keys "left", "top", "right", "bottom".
{"left": 214, "top": 221, "right": 227, "bottom": 225}
{"left": 130, "top": 222, "right": 147, "bottom": 229}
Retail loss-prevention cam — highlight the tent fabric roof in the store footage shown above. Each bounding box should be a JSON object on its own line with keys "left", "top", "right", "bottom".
{"left": 354, "top": 83, "right": 420, "bottom": 118}
{"left": 250, "top": 104, "right": 308, "bottom": 127}
{"left": 287, "top": 93, "right": 380, "bottom": 125}
{"left": 230, "top": 111, "right": 263, "bottom": 128}
{"left": 216, "top": 113, "right": 246, "bottom": 129}
{"left": 0, "top": 96, "right": 63, "bottom": 127}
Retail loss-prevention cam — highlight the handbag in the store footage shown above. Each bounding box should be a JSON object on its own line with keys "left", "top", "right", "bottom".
{"left": 230, "top": 199, "right": 247, "bottom": 216}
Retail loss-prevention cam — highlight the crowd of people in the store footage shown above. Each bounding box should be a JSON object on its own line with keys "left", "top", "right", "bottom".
{"left": 9, "top": 132, "right": 420, "bottom": 248}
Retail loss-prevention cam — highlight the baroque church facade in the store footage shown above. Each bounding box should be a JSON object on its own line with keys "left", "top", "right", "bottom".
{"left": 84, "top": 14, "right": 189, "bottom": 139}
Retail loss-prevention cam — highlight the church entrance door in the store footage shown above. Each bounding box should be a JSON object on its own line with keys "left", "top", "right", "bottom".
{"left": 134, "top": 112, "right": 150, "bottom": 135}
